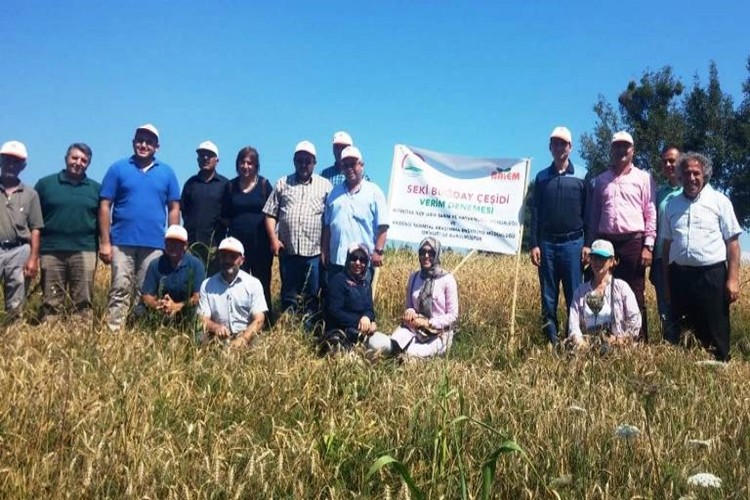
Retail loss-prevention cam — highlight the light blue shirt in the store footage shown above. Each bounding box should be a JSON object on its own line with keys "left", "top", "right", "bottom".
{"left": 661, "top": 184, "right": 741, "bottom": 266}
{"left": 198, "top": 270, "right": 267, "bottom": 336}
{"left": 324, "top": 179, "right": 389, "bottom": 266}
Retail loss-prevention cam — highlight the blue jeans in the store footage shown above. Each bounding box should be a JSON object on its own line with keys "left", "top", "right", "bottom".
{"left": 650, "top": 258, "right": 679, "bottom": 343}
{"left": 279, "top": 253, "right": 320, "bottom": 315}
{"left": 538, "top": 237, "right": 583, "bottom": 343}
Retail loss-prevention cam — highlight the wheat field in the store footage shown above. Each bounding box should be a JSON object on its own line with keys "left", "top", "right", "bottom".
{"left": 1, "top": 249, "right": 749, "bottom": 498}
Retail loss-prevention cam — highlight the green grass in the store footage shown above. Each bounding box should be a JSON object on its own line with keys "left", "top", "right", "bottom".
{"left": 1, "top": 249, "right": 749, "bottom": 498}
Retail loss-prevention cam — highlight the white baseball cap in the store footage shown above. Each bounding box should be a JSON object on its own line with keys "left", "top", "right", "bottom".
{"left": 611, "top": 130, "right": 634, "bottom": 145}
{"left": 196, "top": 140, "right": 219, "bottom": 156}
{"left": 590, "top": 239, "right": 615, "bottom": 258}
{"left": 340, "top": 146, "right": 362, "bottom": 162}
{"left": 218, "top": 236, "right": 245, "bottom": 256}
{"left": 136, "top": 123, "right": 160, "bottom": 141}
{"left": 164, "top": 224, "right": 188, "bottom": 242}
{"left": 294, "top": 140, "right": 317, "bottom": 157}
{"left": 332, "top": 131, "right": 353, "bottom": 146}
{"left": 549, "top": 126, "right": 572, "bottom": 144}
{"left": 0, "top": 140, "right": 28, "bottom": 160}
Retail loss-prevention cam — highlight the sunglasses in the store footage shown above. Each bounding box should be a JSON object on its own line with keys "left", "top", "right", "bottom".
{"left": 348, "top": 254, "right": 369, "bottom": 264}
{"left": 419, "top": 248, "right": 436, "bottom": 258}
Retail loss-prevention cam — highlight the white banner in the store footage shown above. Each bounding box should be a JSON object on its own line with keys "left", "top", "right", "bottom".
{"left": 387, "top": 145, "right": 530, "bottom": 254}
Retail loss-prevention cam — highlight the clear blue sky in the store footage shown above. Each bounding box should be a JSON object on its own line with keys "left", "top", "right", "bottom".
{"left": 3, "top": 1, "right": 749, "bottom": 238}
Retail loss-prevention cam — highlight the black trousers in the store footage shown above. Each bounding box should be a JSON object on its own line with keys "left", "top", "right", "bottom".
{"left": 669, "top": 262, "right": 730, "bottom": 361}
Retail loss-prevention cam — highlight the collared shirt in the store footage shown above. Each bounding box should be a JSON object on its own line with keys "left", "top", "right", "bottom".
{"left": 181, "top": 172, "right": 229, "bottom": 246}
{"left": 661, "top": 184, "right": 741, "bottom": 266}
{"left": 100, "top": 156, "right": 181, "bottom": 249}
{"left": 262, "top": 174, "right": 331, "bottom": 257}
{"left": 35, "top": 170, "right": 101, "bottom": 253}
{"left": 568, "top": 278, "right": 641, "bottom": 340}
{"left": 142, "top": 253, "right": 206, "bottom": 303}
{"left": 0, "top": 181, "right": 44, "bottom": 243}
{"left": 591, "top": 164, "right": 657, "bottom": 246}
{"left": 198, "top": 269, "right": 268, "bottom": 337}
{"left": 529, "top": 161, "right": 592, "bottom": 247}
{"left": 324, "top": 179, "right": 389, "bottom": 266}
{"left": 320, "top": 163, "right": 371, "bottom": 187}
{"left": 653, "top": 183, "right": 682, "bottom": 258}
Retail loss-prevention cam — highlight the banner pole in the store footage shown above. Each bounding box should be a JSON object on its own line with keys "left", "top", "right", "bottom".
{"left": 452, "top": 249, "right": 477, "bottom": 275}
{"left": 508, "top": 159, "right": 532, "bottom": 351}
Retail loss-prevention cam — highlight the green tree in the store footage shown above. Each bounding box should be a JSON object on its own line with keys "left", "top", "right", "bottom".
{"left": 580, "top": 58, "right": 750, "bottom": 228}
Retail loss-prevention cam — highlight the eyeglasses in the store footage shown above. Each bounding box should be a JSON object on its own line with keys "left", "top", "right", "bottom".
{"left": 134, "top": 136, "right": 157, "bottom": 146}
{"left": 348, "top": 254, "right": 369, "bottom": 264}
{"left": 341, "top": 160, "right": 360, "bottom": 169}
{"left": 419, "top": 249, "right": 436, "bottom": 258}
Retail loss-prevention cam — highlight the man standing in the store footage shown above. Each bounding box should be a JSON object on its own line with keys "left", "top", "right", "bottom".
{"left": 35, "top": 143, "right": 100, "bottom": 321}
{"left": 263, "top": 141, "right": 332, "bottom": 318}
{"left": 651, "top": 145, "right": 682, "bottom": 343}
{"left": 199, "top": 237, "right": 267, "bottom": 348}
{"left": 0, "top": 141, "right": 43, "bottom": 322}
{"left": 181, "top": 141, "right": 228, "bottom": 274}
{"left": 322, "top": 146, "right": 389, "bottom": 277}
{"left": 529, "top": 126, "right": 591, "bottom": 345}
{"left": 141, "top": 225, "right": 205, "bottom": 325}
{"left": 661, "top": 152, "right": 741, "bottom": 361}
{"left": 590, "top": 131, "right": 656, "bottom": 341}
{"left": 99, "top": 124, "right": 181, "bottom": 331}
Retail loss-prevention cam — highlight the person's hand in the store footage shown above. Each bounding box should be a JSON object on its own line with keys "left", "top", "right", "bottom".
{"left": 368, "top": 321, "right": 377, "bottom": 335}
{"left": 229, "top": 335, "right": 249, "bottom": 349}
{"left": 358, "top": 316, "right": 372, "bottom": 333}
{"left": 99, "top": 242, "right": 113, "bottom": 264}
{"left": 640, "top": 247, "right": 653, "bottom": 268}
{"left": 213, "top": 324, "right": 231, "bottom": 339}
{"left": 529, "top": 247, "right": 541, "bottom": 267}
{"left": 23, "top": 256, "right": 39, "bottom": 279}
{"left": 160, "top": 294, "right": 183, "bottom": 317}
{"left": 581, "top": 246, "right": 591, "bottom": 266}
{"left": 402, "top": 308, "right": 417, "bottom": 323}
{"left": 269, "top": 237, "right": 284, "bottom": 257}
{"left": 727, "top": 277, "right": 740, "bottom": 303}
{"left": 371, "top": 252, "right": 384, "bottom": 267}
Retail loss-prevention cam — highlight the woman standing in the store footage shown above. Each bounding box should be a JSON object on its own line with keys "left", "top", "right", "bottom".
{"left": 221, "top": 146, "right": 274, "bottom": 322}
{"left": 568, "top": 239, "right": 641, "bottom": 346}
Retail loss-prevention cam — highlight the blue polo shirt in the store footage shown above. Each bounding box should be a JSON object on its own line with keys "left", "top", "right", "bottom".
{"left": 141, "top": 253, "right": 205, "bottom": 303}
{"left": 324, "top": 179, "right": 389, "bottom": 266}
{"left": 100, "top": 156, "right": 181, "bottom": 249}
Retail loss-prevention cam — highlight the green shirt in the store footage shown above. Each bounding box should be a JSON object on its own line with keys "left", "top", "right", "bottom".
{"left": 654, "top": 183, "right": 682, "bottom": 258}
{"left": 0, "top": 181, "right": 44, "bottom": 243}
{"left": 35, "top": 171, "right": 101, "bottom": 253}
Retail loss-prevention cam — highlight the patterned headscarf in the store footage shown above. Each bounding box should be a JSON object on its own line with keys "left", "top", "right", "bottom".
{"left": 416, "top": 237, "right": 447, "bottom": 318}
{"left": 345, "top": 243, "right": 370, "bottom": 283}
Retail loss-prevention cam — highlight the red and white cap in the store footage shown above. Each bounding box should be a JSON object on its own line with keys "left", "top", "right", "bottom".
{"left": 549, "top": 126, "right": 572, "bottom": 144}
{"left": 340, "top": 146, "right": 362, "bottom": 162}
{"left": 136, "top": 123, "right": 160, "bottom": 141}
{"left": 294, "top": 140, "right": 317, "bottom": 157}
{"left": 219, "top": 236, "right": 245, "bottom": 256}
{"left": 611, "top": 130, "right": 634, "bottom": 145}
{"left": 196, "top": 140, "right": 219, "bottom": 156}
{"left": 0, "top": 140, "right": 28, "bottom": 160}
{"left": 164, "top": 225, "right": 188, "bottom": 242}
{"left": 332, "top": 131, "right": 353, "bottom": 146}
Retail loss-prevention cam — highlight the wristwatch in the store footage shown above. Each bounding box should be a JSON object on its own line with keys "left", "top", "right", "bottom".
{"left": 374, "top": 248, "right": 384, "bottom": 256}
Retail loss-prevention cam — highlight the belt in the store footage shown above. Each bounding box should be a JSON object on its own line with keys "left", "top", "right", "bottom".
{"left": 599, "top": 232, "right": 643, "bottom": 243}
{"left": 0, "top": 240, "right": 24, "bottom": 250}
{"left": 542, "top": 229, "right": 584, "bottom": 243}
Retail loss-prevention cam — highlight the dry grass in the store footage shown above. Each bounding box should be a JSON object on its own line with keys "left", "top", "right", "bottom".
{"left": 1, "top": 249, "right": 749, "bottom": 498}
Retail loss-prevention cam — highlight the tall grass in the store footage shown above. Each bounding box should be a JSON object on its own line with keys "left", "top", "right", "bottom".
{"left": 1, "top": 249, "right": 749, "bottom": 498}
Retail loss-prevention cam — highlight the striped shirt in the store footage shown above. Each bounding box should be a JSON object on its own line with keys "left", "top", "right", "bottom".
{"left": 263, "top": 174, "right": 332, "bottom": 257}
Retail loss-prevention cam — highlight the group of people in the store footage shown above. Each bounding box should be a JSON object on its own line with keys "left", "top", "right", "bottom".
{"left": 529, "top": 127, "right": 741, "bottom": 361}
{"left": 0, "top": 125, "right": 457, "bottom": 359}
{"left": 1, "top": 122, "right": 742, "bottom": 360}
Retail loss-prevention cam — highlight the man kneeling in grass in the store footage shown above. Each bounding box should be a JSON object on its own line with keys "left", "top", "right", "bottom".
{"left": 141, "top": 225, "right": 205, "bottom": 327}
{"left": 198, "top": 237, "right": 267, "bottom": 348}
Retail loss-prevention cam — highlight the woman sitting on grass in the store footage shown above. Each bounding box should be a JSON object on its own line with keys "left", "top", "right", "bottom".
{"left": 368, "top": 237, "right": 459, "bottom": 358}
{"left": 568, "top": 239, "right": 641, "bottom": 347}
{"left": 321, "top": 244, "right": 377, "bottom": 353}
